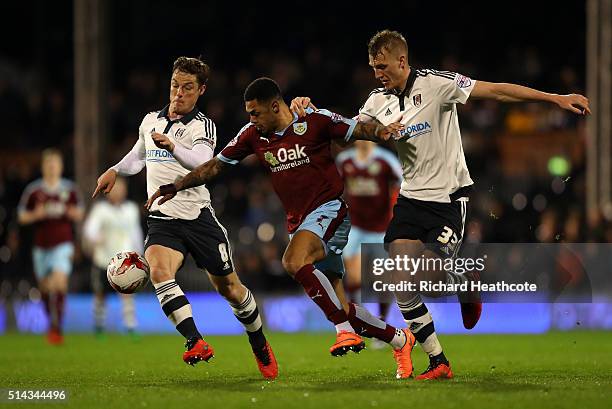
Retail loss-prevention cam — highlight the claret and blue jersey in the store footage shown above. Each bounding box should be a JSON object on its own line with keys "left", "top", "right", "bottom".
{"left": 218, "top": 108, "right": 357, "bottom": 233}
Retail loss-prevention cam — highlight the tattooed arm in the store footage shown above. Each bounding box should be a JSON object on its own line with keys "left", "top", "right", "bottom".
{"left": 175, "top": 157, "right": 225, "bottom": 191}
{"left": 350, "top": 120, "right": 404, "bottom": 142}
{"left": 145, "top": 157, "right": 227, "bottom": 209}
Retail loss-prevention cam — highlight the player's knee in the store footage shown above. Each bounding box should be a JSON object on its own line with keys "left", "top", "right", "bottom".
{"left": 49, "top": 272, "right": 68, "bottom": 293}
{"left": 213, "top": 278, "right": 235, "bottom": 297}
{"left": 282, "top": 257, "right": 304, "bottom": 277}
{"left": 344, "top": 270, "right": 360, "bottom": 288}
{"left": 38, "top": 279, "right": 50, "bottom": 293}
{"left": 149, "top": 266, "right": 174, "bottom": 284}
{"left": 219, "top": 284, "right": 244, "bottom": 304}
{"left": 209, "top": 272, "right": 244, "bottom": 302}
{"left": 145, "top": 246, "right": 183, "bottom": 283}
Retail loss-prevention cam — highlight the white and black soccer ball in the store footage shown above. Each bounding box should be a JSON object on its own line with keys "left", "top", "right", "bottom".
{"left": 107, "top": 251, "right": 150, "bottom": 294}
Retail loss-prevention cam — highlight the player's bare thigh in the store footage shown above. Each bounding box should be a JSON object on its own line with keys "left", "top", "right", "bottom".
{"left": 282, "top": 230, "right": 326, "bottom": 277}
{"left": 37, "top": 276, "right": 50, "bottom": 293}
{"left": 145, "top": 244, "right": 184, "bottom": 284}
{"left": 44, "top": 270, "right": 69, "bottom": 293}
{"left": 207, "top": 271, "right": 246, "bottom": 304}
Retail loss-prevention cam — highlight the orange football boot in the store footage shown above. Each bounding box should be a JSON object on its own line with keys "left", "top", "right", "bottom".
{"left": 183, "top": 337, "right": 214, "bottom": 366}
{"left": 252, "top": 341, "right": 278, "bottom": 380}
{"left": 393, "top": 329, "right": 416, "bottom": 379}
{"left": 47, "top": 328, "right": 64, "bottom": 345}
{"left": 416, "top": 355, "right": 453, "bottom": 380}
{"left": 330, "top": 331, "right": 366, "bottom": 356}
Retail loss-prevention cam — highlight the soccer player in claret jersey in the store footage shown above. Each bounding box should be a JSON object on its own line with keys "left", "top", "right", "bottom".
{"left": 93, "top": 57, "right": 277, "bottom": 379}
{"left": 18, "top": 149, "right": 84, "bottom": 345}
{"left": 336, "top": 140, "right": 402, "bottom": 348}
{"left": 291, "top": 29, "right": 591, "bottom": 380}
{"left": 147, "top": 77, "right": 420, "bottom": 379}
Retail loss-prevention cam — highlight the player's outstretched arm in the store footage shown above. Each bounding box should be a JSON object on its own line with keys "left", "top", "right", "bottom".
{"left": 352, "top": 121, "right": 404, "bottom": 142}
{"left": 93, "top": 138, "right": 145, "bottom": 198}
{"left": 471, "top": 81, "right": 591, "bottom": 115}
{"left": 175, "top": 157, "right": 226, "bottom": 191}
{"left": 93, "top": 169, "right": 117, "bottom": 198}
{"left": 145, "top": 157, "right": 226, "bottom": 209}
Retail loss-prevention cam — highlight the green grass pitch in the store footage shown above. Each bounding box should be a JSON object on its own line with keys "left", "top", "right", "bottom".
{"left": 0, "top": 331, "right": 610, "bottom": 409}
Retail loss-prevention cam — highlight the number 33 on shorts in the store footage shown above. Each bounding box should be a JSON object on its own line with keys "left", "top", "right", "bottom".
{"left": 436, "top": 226, "right": 458, "bottom": 244}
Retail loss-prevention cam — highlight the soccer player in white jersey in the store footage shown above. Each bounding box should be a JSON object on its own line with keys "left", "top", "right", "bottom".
{"left": 83, "top": 177, "right": 142, "bottom": 338}
{"left": 93, "top": 57, "right": 278, "bottom": 379}
{"left": 291, "top": 29, "right": 590, "bottom": 380}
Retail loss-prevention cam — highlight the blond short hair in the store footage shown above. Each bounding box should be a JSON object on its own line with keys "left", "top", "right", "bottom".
{"left": 368, "top": 30, "right": 408, "bottom": 57}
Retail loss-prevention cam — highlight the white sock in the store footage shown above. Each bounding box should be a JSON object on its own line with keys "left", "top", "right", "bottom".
{"left": 335, "top": 321, "right": 355, "bottom": 333}
{"left": 122, "top": 295, "right": 137, "bottom": 330}
{"left": 397, "top": 295, "right": 443, "bottom": 356}
{"left": 154, "top": 279, "right": 191, "bottom": 326}
{"left": 390, "top": 328, "right": 408, "bottom": 350}
{"left": 94, "top": 297, "right": 105, "bottom": 329}
{"left": 229, "top": 289, "right": 263, "bottom": 332}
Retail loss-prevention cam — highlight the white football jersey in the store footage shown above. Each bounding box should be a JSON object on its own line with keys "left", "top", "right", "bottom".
{"left": 140, "top": 106, "right": 216, "bottom": 219}
{"left": 359, "top": 69, "right": 475, "bottom": 203}
{"left": 84, "top": 200, "right": 143, "bottom": 269}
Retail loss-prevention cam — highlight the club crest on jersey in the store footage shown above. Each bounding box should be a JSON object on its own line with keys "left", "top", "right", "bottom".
{"left": 456, "top": 75, "right": 472, "bottom": 88}
{"left": 368, "top": 162, "right": 381, "bottom": 175}
{"left": 413, "top": 94, "right": 422, "bottom": 107}
{"left": 174, "top": 128, "right": 186, "bottom": 139}
{"left": 293, "top": 122, "right": 307, "bottom": 135}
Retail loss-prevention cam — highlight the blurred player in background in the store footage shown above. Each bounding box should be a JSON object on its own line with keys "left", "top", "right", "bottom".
{"left": 291, "top": 29, "right": 591, "bottom": 380}
{"left": 93, "top": 57, "right": 278, "bottom": 379}
{"left": 18, "top": 148, "right": 84, "bottom": 344}
{"left": 83, "top": 177, "right": 142, "bottom": 338}
{"left": 336, "top": 140, "right": 402, "bottom": 348}
{"left": 147, "top": 77, "right": 421, "bottom": 380}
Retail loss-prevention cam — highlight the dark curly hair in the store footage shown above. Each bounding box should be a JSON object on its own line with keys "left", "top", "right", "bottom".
{"left": 243, "top": 77, "right": 282, "bottom": 102}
